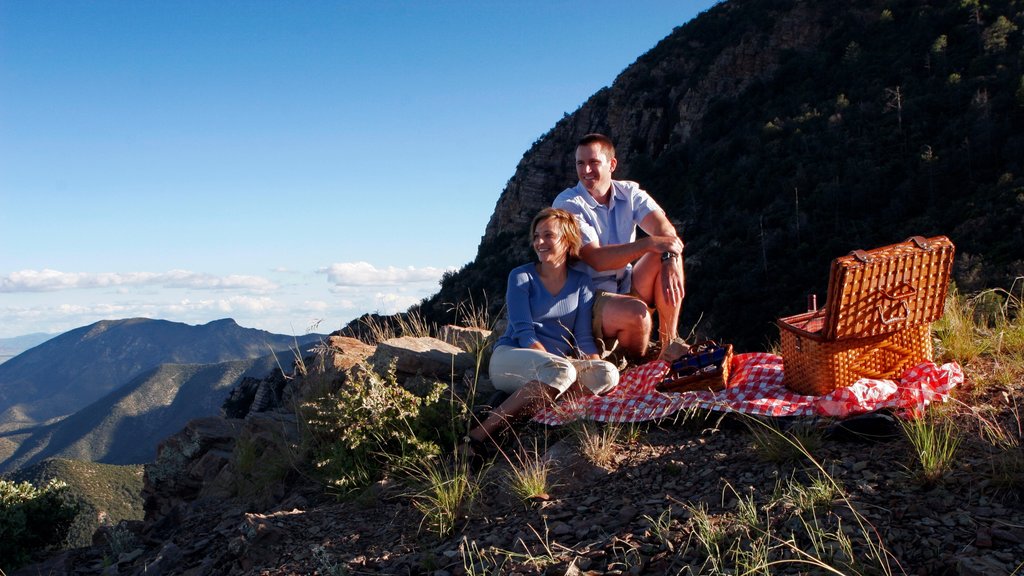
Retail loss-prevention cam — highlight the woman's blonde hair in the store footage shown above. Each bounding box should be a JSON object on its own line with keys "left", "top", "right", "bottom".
{"left": 530, "top": 207, "right": 583, "bottom": 262}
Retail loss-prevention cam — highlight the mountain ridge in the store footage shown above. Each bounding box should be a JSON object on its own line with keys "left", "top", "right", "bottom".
{"left": 0, "top": 317, "right": 323, "bottom": 474}
{"left": 0, "top": 354, "right": 286, "bottom": 473}
{"left": 0, "top": 317, "right": 321, "bottom": 425}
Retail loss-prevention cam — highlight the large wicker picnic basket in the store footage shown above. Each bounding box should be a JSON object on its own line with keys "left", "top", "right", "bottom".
{"left": 777, "top": 236, "right": 955, "bottom": 395}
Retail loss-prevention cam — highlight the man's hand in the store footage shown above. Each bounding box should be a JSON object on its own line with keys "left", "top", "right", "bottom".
{"left": 648, "top": 235, "right": 684, "bottom": 256}
{"left": 661, "top": 254, "right": 685, "bottom": 307}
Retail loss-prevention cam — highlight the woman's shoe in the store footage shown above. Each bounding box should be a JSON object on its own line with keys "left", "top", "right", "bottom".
{"left": 458, "top": 434, "right": 495, "bottom": 472}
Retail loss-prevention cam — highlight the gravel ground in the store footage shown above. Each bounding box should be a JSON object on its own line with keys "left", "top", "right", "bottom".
{"left": 18, "top": 367, "right": 1024, "bottom": 576}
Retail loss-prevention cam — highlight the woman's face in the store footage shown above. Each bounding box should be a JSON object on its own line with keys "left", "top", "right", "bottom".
{"left": 532, "top": 218, "right": 567, "bottom": 265}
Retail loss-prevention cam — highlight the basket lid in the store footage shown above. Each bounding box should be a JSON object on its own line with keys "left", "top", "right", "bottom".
{"left": 822, "top": 235, "right": 955, "bottom": 340}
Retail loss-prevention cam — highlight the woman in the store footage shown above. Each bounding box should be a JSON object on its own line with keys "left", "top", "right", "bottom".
{"left": 462, "top": 207, "right": 619, "bottom": 461}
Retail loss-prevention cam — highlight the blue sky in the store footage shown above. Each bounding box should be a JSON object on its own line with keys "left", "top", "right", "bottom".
{"left": 0, "top": 0, "right": 717, "bottom": 338}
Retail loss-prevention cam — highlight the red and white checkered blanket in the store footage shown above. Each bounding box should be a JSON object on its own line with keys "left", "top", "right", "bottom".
{"left": 532, "top": 352, "right": 963, "bottom": 425}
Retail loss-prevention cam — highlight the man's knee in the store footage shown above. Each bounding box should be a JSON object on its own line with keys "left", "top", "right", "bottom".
{"left": 605, "top": 297, "right": 651, "bottom": 339}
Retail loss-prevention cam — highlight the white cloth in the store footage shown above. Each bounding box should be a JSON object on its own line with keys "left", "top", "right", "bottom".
{"left": 488, "top": 344, "right": 619, "bottom": 396}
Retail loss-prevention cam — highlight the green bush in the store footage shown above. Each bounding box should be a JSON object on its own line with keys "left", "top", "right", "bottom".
{"left": 0, "top": 478, "right": 80, "bottom": 571}
{"left": 300, "top": 362, "right": 452, "bottom": 495}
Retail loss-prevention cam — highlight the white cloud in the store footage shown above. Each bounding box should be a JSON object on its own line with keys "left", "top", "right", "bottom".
{"left": 0, "top": 269, "right": 277, "bottom": 293}
{"left": 371, "top": 292, "right": 425, "bottom": 314}
{"left": 0, "top": 264, "right": 454, "bottom": 338}
{"left": 164, "top": 296, "right": 282, "bottom": 314}
{"left": 318, "top": 262, "right": 452, "bottom": 287}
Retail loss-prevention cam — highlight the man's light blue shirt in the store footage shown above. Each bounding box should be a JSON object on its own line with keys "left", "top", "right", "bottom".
{"left": 552, "top": 180, "right": 662, "bottom": 294}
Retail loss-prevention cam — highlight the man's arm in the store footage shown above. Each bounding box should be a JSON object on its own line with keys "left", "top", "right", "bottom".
{"left": 639, "top": 211, "right": 685, "bottom": 306}
{"left": 577, "top": 211, "right": 683, "bottom": 272}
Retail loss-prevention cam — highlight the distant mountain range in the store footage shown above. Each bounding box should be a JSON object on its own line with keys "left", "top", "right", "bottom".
{"left": 0, "top": 355, "right": 286, "bottom": 473}
{"left": 0, "top": 332, "right": 55, "bottom": 365}
{"left": 0, "top": 317, "right": 319, "bottom": 424}
{"left": 0, "top": 318, "right": 323, "bottom": 473}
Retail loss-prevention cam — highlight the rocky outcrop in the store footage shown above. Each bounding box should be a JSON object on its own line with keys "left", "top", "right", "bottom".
{"left": 369, "top": 336, "right": 476, "bottom": 379}
{"left": 139, "top": 331, "right": 482, "bottom": 534}
{"left": 480, "top": 2, "right": 827, "bottom": 244}
{"left": 430, "top": 0, "right": 1024, "bottom": 350}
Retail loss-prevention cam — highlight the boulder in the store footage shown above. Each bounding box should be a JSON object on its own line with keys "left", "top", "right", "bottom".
{"left": 325, "top": 336, "right": 375, "bottom": 374}
{"left": 438, "top": 324, "right": 492, "bottom": 353}
{"left": 370, "top": 336, "right": 475, "bottom": 379}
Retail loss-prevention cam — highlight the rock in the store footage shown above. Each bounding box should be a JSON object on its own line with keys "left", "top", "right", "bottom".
{"left": 326, "top": 335, "right": 376, "bottom": 372}
{"left": 544, "top": 521, "right": 568, "bottom": 536}
{"left": 371, "top": 336, "right": 476, "bottom": 378}
{"left": 956, "top": 553, "right": 1011, "bottom": 575}
{"left": 439, "top": 324, "right": 493, "bottom": 352}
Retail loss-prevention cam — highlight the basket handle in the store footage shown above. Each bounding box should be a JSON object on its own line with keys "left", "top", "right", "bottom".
{"left": 877, "top": 300, "right": 910, "bottom": 325}
{"left": 879, "top": 280, "right": 916, "bottom": 300}
{"left": 852, "top": 237, "right": 932, "bottom": 263}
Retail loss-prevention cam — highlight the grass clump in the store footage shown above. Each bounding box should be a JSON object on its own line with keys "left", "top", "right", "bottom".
{"left": 934, "top": 286, "right": 991, "bottom": 364}
{"left": 407, "top": 457, "right": 481, "bottom": 537}
{"left": 570, "top": 421, "right": 621, "bottom": 468}
{"left": 355, "top": 307, "right": 436, "bottom": 345}
{"left": 937, "top": 280, "right": 1024, "bottom": 395}
{"left": 900, "top": 411, "right": 962, "bottom": 486}
{"left": 460, "top": 536, "right": 507, "bottom": 575}
{"left": 505, "top": 447, "right": 553, "bottom": 504}
{"left": 642, "top": 507, "right": 677, "bottom": 552}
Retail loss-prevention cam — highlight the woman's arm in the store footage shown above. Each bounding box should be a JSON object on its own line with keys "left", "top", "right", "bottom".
{"left": 572, "top": 274, "right": 600, "bottom": 358}
{"left": 506, "top": 269, "right": 543, "bottom": 349}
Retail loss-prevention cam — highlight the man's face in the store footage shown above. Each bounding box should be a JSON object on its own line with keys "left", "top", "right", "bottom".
{"left": 575, "top": 143, "right": 617, "bottom": 196}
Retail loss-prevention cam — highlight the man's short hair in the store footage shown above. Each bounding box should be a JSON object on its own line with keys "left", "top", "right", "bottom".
{"left": 577, "top": 133, "right": 616, "bottom": 159}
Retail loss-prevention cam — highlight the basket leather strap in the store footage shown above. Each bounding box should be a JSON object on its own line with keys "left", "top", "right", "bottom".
{"left": 850, "top": 249, "right": 871, "bottom": 263}
{"left": 905, "top": 235, "right": 930, "bottom": 250}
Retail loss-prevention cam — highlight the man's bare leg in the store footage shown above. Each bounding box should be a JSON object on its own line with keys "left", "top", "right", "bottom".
{"left": 599, "top": 294, "right": 651, "bottom": 360}
{"left": 631, "top": 252, "right": 683, "bottom": 349}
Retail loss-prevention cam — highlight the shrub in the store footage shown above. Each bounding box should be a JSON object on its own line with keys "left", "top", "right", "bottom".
{"left": 300, "top": 362, "right": 450, "bottom": 495}
{"left": 0, "top": 478, "right": 80, "bottom": 571}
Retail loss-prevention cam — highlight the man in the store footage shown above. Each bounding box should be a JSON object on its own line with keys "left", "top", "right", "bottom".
{"left": 552, "top": 133, "right": 684, "bottom": 362}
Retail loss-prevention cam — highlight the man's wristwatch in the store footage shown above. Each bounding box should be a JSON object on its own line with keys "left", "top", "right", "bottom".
{"left": 661, "top": 251, "right": 677, "bottom": 262}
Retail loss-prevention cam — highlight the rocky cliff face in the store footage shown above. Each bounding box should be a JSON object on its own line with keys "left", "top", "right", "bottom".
{"left": 482, "top": 1, "right": 829, "bottom": 243}
{"left": 429, "top": 0, "right": 1024, "bottom": 349}
{"left": 427, "top": 0, "right": 839, "bottom": 335}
